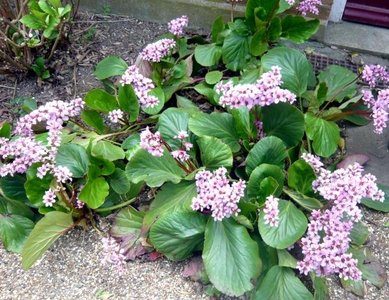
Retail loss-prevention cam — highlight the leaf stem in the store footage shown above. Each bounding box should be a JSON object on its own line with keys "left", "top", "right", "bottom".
{"left": 94, "top": 197, "right": 136, "bottom": 213}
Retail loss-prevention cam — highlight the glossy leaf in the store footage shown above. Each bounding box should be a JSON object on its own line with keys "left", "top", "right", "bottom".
{"left": 84, "top": 89, "right": 118, "bottom": 112}
{"left": 142, "top": 87, "right": 165, "bottom": 115}
{"left": 288, "top": 159, "right": 316, "bottom": 195}
{"left": 247, "top": 164, "right": 285, "bottom": 200}
{"left": 109, "top": 168, "right": 131, "bottom": 195}
{"left": 197, "top": 136, "right": 233, "bottom": 170}
{"left": 283, "top": 188, "right": 323, "bottom": 211}
{"left": 281, "top": 16, "right": 320, "bottom": 44}
{"left": 91, "top": 140, "right": 125, "bottom": 162}
{"left": 80, "top": 110, "right": 105, "bottom": 134}
{"left": 158, "top": 108, "right": 190, "bottom": 149}
{"left": 118, "top": 84, "right": 139, "bottom": 122}
{"left": 194, "top": 44, "right": 222, "bottom": 67}
{"left": 222, "top": 31, "right": 250, "bottom": 71}
{"left": 0, "top": 214, "right": 34, "bottom": 253}
{"left": 149, "top": 211, "right": 207, "bottom": 261}
{"left": 258, "top": 200, "right": 308, "bottom": 249}
{"left": 203, "top": 218, "right": 261, "bottom": 296}
{"left": 94, "top": 56, "right": 128, "bottom": 80}
{"left": 126, "top": 149, "right": 186, "bottom": 187}
{"left": 56, "top": 143, "right": 89, "bottom": 177}
{"left": 79, "top": 177, "right": 110, "bottom": 209}
{"left": 246, "top": 136, "right": 287, "bottom": 175}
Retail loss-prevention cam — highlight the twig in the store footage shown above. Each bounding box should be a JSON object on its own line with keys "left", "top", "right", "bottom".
{"left": 0, "top": 85, "right": 14, "bottom": 89}
{"left": 73, "top": 65, "right": 77, "bottom": 97}
{"left": 72, "top": 19, "right": 133, "bottom": 24}
{"left": 12, "top": 79, "right": 17, "bottom": 99}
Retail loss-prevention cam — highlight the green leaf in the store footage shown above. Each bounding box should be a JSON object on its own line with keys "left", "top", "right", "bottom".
{"left": 0, "top": 214, "right": 34, "bottom": 253}
{"left": 361, "top": 184, "right": 389, "bottom": 212}
{"left": 158, "top": 108, "right": 190, "bottom": 149}
{"left": 80, "top": 110, "right": 105, "bottom": 134}
{"left": 277, "top": 249, "right": 297, "bottom": 268}
{"left": 193, "top": 82, "right": 217, "bottom": 103}
{"left": 122, "top": 134, "right": 141, "bottom": 160}
{"left": 318, "top": 65, "right": 357, "bottom": 102}
{"left": 20, "top": 15, "right": 45, "bottom": 29}
{"left": 203, "top": 218, "right": 261, "bottom": 296}
{"left": 246, "top": 136, "right": 287, "bottom": 175}
{"left": 91, "top": 140, "right": 125, "bottom": 161}
{"left": 283, "top": 188, "right": 323, "bottom": 211}
{"left": 21, "top": 211, "right": 73, "bottom": 269}
{"left": 262, "top": 103, "right": 305, "bottom": 147}
{"left": 56, "top": 143, "right": 89, "bottom": 177}
{"left": 258, "top": 200, "right": 308, "bottom": 249}
{"left": 231, "top": 107, "right": 255, "bottom": 140}
{"left": 269, "top": 17, "right": 282, "bottom": 41}
{"left": 176, "top": 95, "right": 200, "bottom": 112}
{"left": 288, "top": 159, "right": 316, "bottom": 195}
{"left": 0, "top": 121, "right": 11, "bottom": 138}
{"left": 118, "top": 84, "right": 139, "bottom": 122}
{"left": 0, "top": 175, "right": 28, "bottom": 202}
{"left": 110, "top": 206, "right": 145, "bottom": 257}
{"left": 205, "top": 71, "right": 223, "bottom": 85}
{"left": 350, "top": 222, "right": 369, "bottom": 246}
{"left": 311, "top": 275, "right": 329, "bottom": 300}
{"left": 24, "top": 173, "right": 53, "bottom": 207}
{"left": 222, "top": 31, "right": 250, "bottom": 71}
{"left": 143, "top": 181, "right": 197, "bottom": 230}
{"left": 281, "top": 16, "right": 320, "bottom": 44}
{"left": 211, "top": 16, "right": 224, "bottom": 43}
{"left": 149, "top": 211, "right": 207, "bottom": 261}
{"left": 305, "top": 113, "right": 340, "bottom": 157}
{"left": 250, "top": 29, "right": 268, "bottom": 56}
{"left": 126, "top": 149, "right": 186, "bottom": 187}
{"left": 197, "top": 136, "right": 233, "bottom": 170}
{"left": 262, "top": 47, "right": 314, "bottom": 96}
{"left": 254, "top": 266, "right": 313, "bottom": 300}
{"left": 84, "top": 89, "right": 118, "bottom": 112}
{"left": 78, "top": 177, "right": 110, "bottom": 209}
{"left": 0, "top": 196, "right": 34, "bottom": 220}
{"left": 247, "top": 164, "right": 285, "bottom": 200}
{"left": 109, "top": 168, "right": 131, "bottom": 195}
{"left": 142, "top": 87, "right": 165, "bottom": 115}
{"left": 189, "top": 112, "right": 240, "bottom": 152}
{"left": 94, "top": 56, "right": 128, "bottom": 80}
{"left": 340, "top": 278, "right": 365, "bottom": 297}
{"left": 194, "top": 44, "right": 222, "bottom": 67}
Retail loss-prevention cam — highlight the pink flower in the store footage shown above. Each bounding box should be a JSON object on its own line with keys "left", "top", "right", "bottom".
{"left": 362, "top": 88, "right": 389, "bottom": 134}
{"left": 263, "top": 195, "right": 280, "bottom": 227}
{"left": 171, "top": 150, "right": 190, "bottom": 162}
{"left": 362, "top": 64, "right": 389, "bottom": 88}
{"left": 168, "top": 16, "right": 188, "bottom": 36}
{"left": 217, "top": 66, "right": 296, "bottom": 110}
{"left": 108, "top": 109, "right": 124, "bottom": 123}
{"left": 301, "top": 153, "right": 324, "bottom": 173}
{"left": 140, "top": 39, "right": 176, "bottom": 63}
{"left": 192, "top": 167, "right": 246, "bottom": 221}
{"left": 102, "top": 237, "right": 126, "bottom": 273}
{"left": 140, "top": 127, "right": 164, "bottom": 157}
{"left": 120, "top": 65, "right": 160, "bottom": 109}
{"left": 297, "top": 0, "right": 322, "bottom": 15}
{"left": 43, "top": 189, "right": 56, "bottom": 207}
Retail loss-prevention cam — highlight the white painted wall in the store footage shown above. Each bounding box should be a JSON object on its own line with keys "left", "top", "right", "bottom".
{"left": 329, "top": 0, "right": 347, "bottom": 22}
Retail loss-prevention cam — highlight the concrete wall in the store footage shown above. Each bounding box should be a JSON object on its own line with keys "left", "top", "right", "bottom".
{"left": 80, "top": 0, "right": 334, "bottom": 30}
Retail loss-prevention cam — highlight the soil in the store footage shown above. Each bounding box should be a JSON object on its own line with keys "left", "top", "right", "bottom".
{"left": 0, "top": 11, "right": 388, "bottom": 300}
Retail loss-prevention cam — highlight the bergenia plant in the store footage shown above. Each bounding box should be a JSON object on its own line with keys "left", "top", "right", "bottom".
{"left": 0, "top": 3, "right": 388, "bottom": 299}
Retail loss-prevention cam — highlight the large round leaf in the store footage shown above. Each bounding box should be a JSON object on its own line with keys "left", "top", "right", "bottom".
{"left": 261, "top": 47, "right": 315, "bottom": 96}
{"left": 118, "top": 84, "right": 139, "bottom": 122}
{"left": 281, "top": 15, "right": 320, "bottom": 44}
{"left": 197, "top": 136, "right": 233, "bottom": 170}
{"left": 247, "top": 164, "right": 285, "bottom": 200}
{"left": 287, "top": 159, "right": 316, "bottom": 195}
{"left": 246, "top": 136, "right": 287, "bottom": 175}
{"left": 262, "top": 103, "right": 305, "bottom": 147}
{"left": 91, "top": 140, "right": 125, "bottom": 162}
{"left": 150, "top": 211, "right": 207, "bottom": 261}
{"left": 254, "top": 266, "right": 313, "bottom": 300}
{"left": 143, "top": 181, "right": 197, "bottom": 230}
{"left": 203, "top": 218, "right": 261, "bottom": 296}
{"left": 56, "top": 143, "right": 89, "bottom": 177}
{"left": 158, "top": 108, "right": 190, "bottom": 149}
{"left": 222, "top": 30, "right": 250, "bottom": 71}
{"left": 0, "top": 214, "right": 34, "bottom": 253}
{"left": 258, "top": 200, "right": 308, "bottom": 249}
{"left": 305, "top": 113, "right": 340, "bottom": 157}
{"left": 94, "top": 56, "right": 128, "bottom": 80}
{"left": 126, "top": 149, "right": 186, "bottom": 187}
{"left": 109, "top": 168, "right": 131, "bottom": 195}
{"left": 189, "top": 112, "right": 240, "bottom": 152}
{"left": 84, "top": 89, "right": 118, "bottom": 112}
{"left": 194, "top": 44, "right": 222, "bottom": 67}
{"left": 142, "top": 87, "right": 165, "bottom": 115}
{"left": 78, "top": 177, "right": 110, "bottom": 209}
{"left": 0, "top": 175, "right": 28, "bottom": 202}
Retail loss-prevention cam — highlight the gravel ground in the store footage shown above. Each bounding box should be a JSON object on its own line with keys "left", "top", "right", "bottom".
{"left": 0, "top": 12, "right": 388, "bottom": 300}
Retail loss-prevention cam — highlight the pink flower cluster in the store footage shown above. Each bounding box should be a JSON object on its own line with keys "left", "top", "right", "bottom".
{"left": 297, "top": 0, "right": 322, "bottom": 15}
{"left": 168, "top": 16, "right": 188, "bottom": 37}
{"left": 216, "top": 66, "right": 296, "bottom": 110}
{"left": 362, "top": 64, "right": 389, "bottom": 88}
{"left": 140, "top": 127, "right": 164, "bottom": 157}
{"left": 102, "top": 237, "right": 126, "bottom": 273}
{"left": 192, "top": 167, "right": 246, "bottom": 221}
{"left": 362, "top": 89, "right": 389, "bottom": 134}
{"left": 298, "top": 155, "right": 384, "bottom": 280}
{"left": 170, "top": 130, "right": 192, "bottom": 162}
{"left": 0, "top": 136, "right": 47, "bottom": 176}
{"left": 263, "top": 195, "right": 280, "bottom": 227}
{"left": 108, "top": 109, "right": 124, "bottom": 123}
{"left": 286, "top": 0, "right": 295, "bottom": 5}
{"left": 43, "top": 189, "right": 56, "bottom": 207}
{"left": 139, "top": 39, "right": 176, "bottom": 63}
{"left": 120, "top": 65, "right": 159, "bottom": 108}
